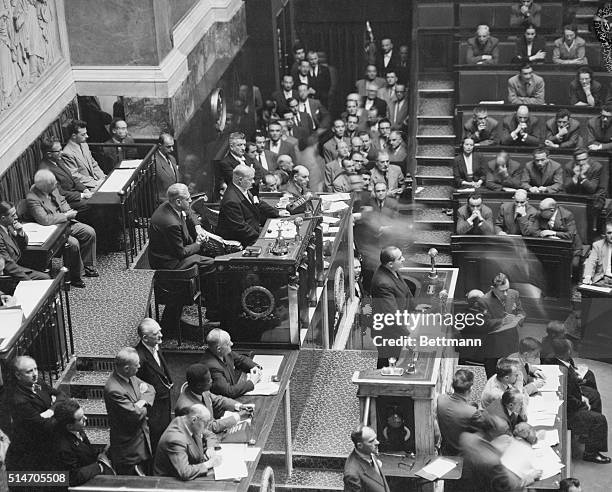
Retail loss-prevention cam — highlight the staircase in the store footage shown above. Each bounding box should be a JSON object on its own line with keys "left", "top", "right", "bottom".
{"left": 574, "top": 0, "right": 600, "bottom": 35}
{"left": 410, "top": 74, "right": 456, "bottom": 267}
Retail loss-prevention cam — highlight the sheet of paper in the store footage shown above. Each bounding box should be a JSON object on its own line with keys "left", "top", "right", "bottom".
{"left": 218, "top": 443, "right": 261, "bottom": 462}
{"left": 13, "top": 279, "right": 55, "bottom": 318}
{"left": 500, "top": 440, "right": 538, "bottom": 480}
{"left": 579, "top": 284, "right": 612, "bottom": 294}
{"left": 480, "top": 100, "right": 505, "bottom": 104}
{"left": 118, "top": 159, "right": 142, "bottom": 169}
{"left": 21, "top": 223, "right": 57, "bottom": 246}
{"left": 320, "top": 193, "right": 350, "bottom": 202}
{"left": 415, "top": 457, "right": 457, "bottom": 481}
{"left": 533, "top": 429, "right": 560, "bottom": 449}
{"left": 455, "top": 188, "right": 475, "bottom": 193}
{"left": 264, "top": 219, "right": 297, "bottom": 239}
{"left": 0, "top": 308, "right": 25, "bottom": 351}
{"left": 253, "top": 355, "right": 284, "bottom": 381}
{"left": 97, "top": 168, "right": 136, "bottom": 193}
{"left": 326, "top": 201, "right": 349, "bottom": 213}
{"left": 322, "top": 215, "right": 339, "bottom": 224}
{"left": 244, "top": 381, "right": 279, "bottom": 396}
{"left": 214, "top": 453, "right": 248, "bottom": 480}
{"left": 532, "top": 446, "right": 563, "bottom": 480}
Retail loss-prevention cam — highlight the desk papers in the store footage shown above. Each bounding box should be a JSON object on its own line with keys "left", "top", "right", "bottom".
{"left": 264, "top": 219, "right": 297, "bottom": 239}
{"left": 118, "top": 159, "right": 141, "bottom": 169}
{"left": 13, "top": 279, "right": 55, "bottom": 318}
{"left": 532, "top": 365, "right": 561, "bottom": 392}
{"left": 97, "top": 168, "right": 137, "bottom": 193}
{"left": 22, "top": 223, "right": 57, "bottom": 246}
{"left": 533, "top": 429, "right": 560, "bottom": 449}
{"left": 244, "top": 381, "right": 279, "bottom": 396}
{"left": 415, "top": 457, "right": 457, "bottom": 481}
{"left": 244, "top": 355, "right": 282, "bottom": 396}
{"left": 320, "top": 193, "right": 350, "bottom": 201}
{"left": 0, "top": 308, "right": 25, "bottom": 351}
{"left": 214, "top": 444, "right": 260, "bottom": 480}
{"left": 325, "top": 201, "right": 349, "bottom": 213}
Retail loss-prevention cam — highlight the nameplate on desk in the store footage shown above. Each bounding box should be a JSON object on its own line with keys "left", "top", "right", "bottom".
{"left": 22, "top": 223, "right": 57, "bottom": 246}
{"left": 97, "top": 168, "right": 138, "bottom": 193}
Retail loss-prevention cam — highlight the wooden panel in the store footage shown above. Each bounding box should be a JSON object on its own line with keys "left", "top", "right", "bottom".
{"left": 458, "top": 2, "right": 562, "bottom": 29}
{"left": 417, "top": 3, "right": 454, "bottom": 27}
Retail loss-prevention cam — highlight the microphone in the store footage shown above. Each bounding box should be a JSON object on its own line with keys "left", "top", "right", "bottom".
{"left": 287, "top": 192, "right": 313, "bottom": 213}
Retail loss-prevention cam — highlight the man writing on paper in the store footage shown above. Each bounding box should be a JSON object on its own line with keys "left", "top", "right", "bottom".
{"left": 154, "top": 405, "right": 221, "bottom": 480}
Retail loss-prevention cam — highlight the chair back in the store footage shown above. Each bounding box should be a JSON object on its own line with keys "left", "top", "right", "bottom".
{"left": 191, "top": 198, "right": 220, "bottom": 233}
{"left": 153, "top": 264, "right": 201, "bottom": 306}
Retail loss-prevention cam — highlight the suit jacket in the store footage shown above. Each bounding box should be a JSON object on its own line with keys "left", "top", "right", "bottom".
{"left": 437, "top": 392, "right": 491, "bottom": 455}
{"left": 217, "top": 153, "right": 246, "bottom": 188}
{"left": 545, "top": 117, "right": 582, "bottom": 148}
{"left": 507, "top": 74, "right": 545, "bottom": 105}
{"left": 322, "top": 136, "right": 350, "bottom": 163}
{"left": 376, "top": 49, "right": 400, "bottom": 75}
{"left": 148, "top": 201, "right": 201, "bottom": 270}
{"left": 26, "top": 185, "right": 72, "bottom": 225}
{"left": 510, "top": 1, "right": 541, "bottom": 27}
{"left": 483, "top": 398, "right": 525, "bottom": 439}
{"left": 265, "top": 139, "right": 296, "bottom": 162}
{"left": 102, "top": 136, "right": 138, "bottom": 168}
{"left": 53, "top": 429, "right": 102, "bottom": 486}
{"left": 175, "top": 387, "right": 239, "bottom": 433}
{"left": 513, "top": 34, "right": 547, "bottom": 63}
{"left": 153, "top": 416, "right": 209, "bottom": 480}
{"left": 456, "top": 204, "right": 495, "bottom": 235}
{"left": 520, "top": 159, "right": 564, "bottom": 193}
{"left": 135, "top": 341, "right": 173, "bottom": 401}
{"left": 39, "top": 157, "right": 88, "bottom": 210}
{"left": 388, "top": 99, "right": 409, "bottom": 130}
{"left": 271, "top": 89, "right": 298, "bottom": 115}
{"left": 477, "top": 288, "right": 525, "bottom": 333}
{"left": 463, "top": 117, "right": 499, "bottom": 146}
{"left": 299, "top": 97, "right": 330, "bottom": 129}
{"left": 377, "top": 85, "right": 397, "bottom": 106}
{"left": 484, "top": 158, "right": 523, "bottom": 191}
{"left": 0, "top": 225, "right": 31, "bottom": 280}
{"left": 370, "top": 165, "right": 405, "bottom": 196}
{"left": 388, "top": 143, "right": 410, "bottom": 175}
{"left": 361, "top": 96, "right": 388, "bottom": 118}
{"left": 343, "top": 450, "right": 390, "bottom": 492}
{"left": 494, "top": 202, "right": 536, "bottom": 235}
{"left": 563, "top": 159, "right": 606, "bottom": 207}
{"left": 104, "top": 371, "right": 155, "bottom": 465}
{"left": 527, "top": 205, "right": 582, "bottom": 253}
{"left": 553, "top": 36, "right": 587, "bottom": 64}
{"left": 292, "top": 111, "right": 314, "bottom": 134}
{"left": 466, "top": 36, "right": 500, "bottom": 64}
{"left": 370, "top": 265, "right": 414, "bottom": 340}
{"left": 453, "top": 152, "right": 486, "bottom": 187}
{"left": 216, "top": 183, "right": 279, "bottom": 247}
{"left": 62, "top": 140, "right": 105, "bottom": 189}
{"left": 500, "top": 115, "right": 540, "bottom": 146}
{"left": 200, "top": 349, "right": 258, "bottom": 398}
{"left": 6, "top": 382, "right": 63, "bottom": 470}
{"left": 355, "top": 78, "right": 385, "bottom": 97}
{"left": 587, "top": 116, "right": 612, "bottom": 150}
{"left": 308, "top": 65, "right": 331, "bottom": 105}
{"left": 331, "top": 172, "right": 355, "bottom": 193}
{"left": 569, "top": 80, "right": 604, "bottom": 106}
{"left": 155, "top": 151, "right": 180, "bottom": 204}
{"left": 583, "top": 238, "right": 612, "bottom": 283}
{"left": 253, "top": 149, "right": 277, "bottom": 173}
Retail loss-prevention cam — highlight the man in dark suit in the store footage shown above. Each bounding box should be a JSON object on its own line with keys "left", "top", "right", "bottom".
{"left": 217, "top": 131, "right": 249, "bottom": 189}
{"left": 388, "top": 84, "right": 409, "bottom": 131}
{"left": 53, "top": 398, "right": 114, "bottom": 486}
{"left": 296, "top": 83, "right": 331, "bottom": 130}
{"left": 174, "top": 363, "right": 252, "bottom": 433}
{"left": 483, "top": 388, "right": 527, "bottom": 438}
{"left": 154, "top": 405, "right": 220, "bottom": 480}
{"left": 500, "top": 105, "right": 540, "bottom": 146}
{"left": 254, "top": 132, "right": 277, "bottom": 173}
{"left": 362, "top": 86, "right": 388, "bottom": 119}
{"left": 102, "top": 118, "right": 138, "bottom": 171}
{"left": 282, "top": 165, "right": 314, "bottom": 214}
{"left": 370, "top": 246, "right": 414, "bottom": 369}
{"left": 564, "top": 148, "right": 607, "bottom": 220}
{"left": 521, "top": 147, "right": 564, "bottom": 194}
{"left": 216, "top": 164, "right": 286, "bottom": 247}
{"left": 39, "top": 136, "right": 91, "bottom": 213}
{"left": 271, "top": 74, "right": 298, "bottom": 116}
{"left": 343, "top": 424, "right": 390, "bottom": 492}
{"left": 200, "top": 328, "right": 262, "bottom": 398}
{"left": 5, "top": 356, "right": 65, "bottom": 472}
{"left": 104, "top": 347, "right": 156, "bottom": 475}
{"left": 456, "top": 192, "right": 495, "bottom": 235}
{"left": 495, "top": 189, "right": 536, "bottom": 235}
{"left": 484, "top": 151, "right": 523, "bottom": 191}
{"left": 453, "top": 137, "right": 486, "bottom": 189}
{"left": 0, "top": 201, "right": 49, "bottom": 281}
{"left": 135, "top": 318, "right": 173, "bottom": 453}
{"left": 307, "top": 51, "right": 331, "bottom": 107}
{"left": 376, "top": 37, "right": 399, "bottom": 75}
{"left": 587, "top": 103, "right": 612, "bottom": 151}
{"left": 544, "top": 109, "right": 583, "bottom": 149}
{"left": 322, "top": 120, "right": 351, "bottom": 163}
{"left": 265, "top": 121, "right": 296, "bottom": 162}
{"left": 286, "top": 98, "right": 313, "bottom": 135}
{"left": 282, "top": 110, "right": 310, "bottom": 149}
{"left": 154, "top": 133, "right": 180, "bottom": 204}
{"left": 463, "top": 106, "right": 499, "bottom": 146}
{"left": 437, "top": 369, "right": 492, "bottom": 455}
{"left": 387, "top": 130, "right": 410, "bottom": 176}
{"left": 148, "top": 183, "right": 216, "bottom": 331}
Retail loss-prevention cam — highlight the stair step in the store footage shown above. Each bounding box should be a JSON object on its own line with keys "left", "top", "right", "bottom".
{"left": 416, "top": 165, "right": 453, "bottom": 178}
{"left": 75, "top": 357, "right": 115, "bottom": 372}
{"left": 418, "top": 98, "right": 453, "bottom": 116}
{"left": 69, "top": 371, "right": 110, "bottom": 399}
{"left": 250, "top": 467, "right": 344, "bottom": 491}
{"left": 416, "top": 134, "right": 456, "bottom": 140}
{"left": 418, "top": 121, "right": 454, "bottom": 135}
{"left": 86, "top": 426, "right": 110, "bottom": 447}
{"left": 418, "top": 88, "right": 455, "bottom": 95}
{"left": 413, "top": 230, "right": 453, "bottom": 246}
{"left": 416, "top": 144, "right": 455, "bottom": 158}
{"left": 413, "top": 185, "right": 454, "bottom": 201}
{"left": 414, "top": 207, "right": 454, "bottom": 225}
{"left": 418, "top": 79, "right": 454, "bottom": 91}
{"left": 409, "top": 251, "right": 453, "bottom": 267}
{"left": 417, "top": 155, "right": 454, "bottom": 163}
{"left": 76, "top": 398, "right": 106, "bottom": 415}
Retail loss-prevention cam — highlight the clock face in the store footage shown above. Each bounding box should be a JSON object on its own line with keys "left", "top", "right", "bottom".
{"left": 210, "top": 88, "right": 227, "bottom": 132}
{"left": 241, "top": 285, "right": 275, "bottom": 319}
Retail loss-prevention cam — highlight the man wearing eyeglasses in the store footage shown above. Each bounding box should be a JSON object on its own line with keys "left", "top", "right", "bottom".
{"left": 495, "top": 189, "right": 537, "bottom": 235}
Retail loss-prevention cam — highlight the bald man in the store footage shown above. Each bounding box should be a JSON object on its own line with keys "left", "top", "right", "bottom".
{"left": 466, "top": 25, "right": 500, "bottom": 65}
{"left": 495, "top": 189, "right": 537, "bottom": 235}
{"left": 501, "top": 105, "right": 541, "bottom": 146}
{"left": 216, "top": 164, "right": 287, "bottom": 247}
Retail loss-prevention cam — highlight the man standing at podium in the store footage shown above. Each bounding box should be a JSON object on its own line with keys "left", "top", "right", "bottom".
{"left": 370, "top": 246, "right": 414, "bottom": 369}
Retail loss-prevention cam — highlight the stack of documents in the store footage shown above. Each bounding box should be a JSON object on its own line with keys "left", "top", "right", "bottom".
{"left": 214, "top": 443, "right": 260, "bottom": 480}
{"left": 22, "top": 223, "right": 57, "bottom": 246}
{"left": 527, "top": 392, "right": 562, "bottom": 427}
{"left": 244, "top": 355, "right": 283, "bottom": 396}
{"left": 532, "top": 365, "right": 561, "bottom": 392}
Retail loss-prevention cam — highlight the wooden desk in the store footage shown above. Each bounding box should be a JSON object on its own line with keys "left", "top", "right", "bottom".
{"left": 21, "top": 222, "right": 71, "bottom": 273}
{"left": 380, "top": 454, "right": 463, "bottom": 480}
{"left": 576, "top": 283, "right": 612, "bottom": 361}
{"left": 71, "top": 349, "right": 298, "bottom": 492}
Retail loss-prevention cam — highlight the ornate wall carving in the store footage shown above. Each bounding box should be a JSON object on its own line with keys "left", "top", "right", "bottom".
{"left": 0, "top": 0, "right": 62, "bottom": 113}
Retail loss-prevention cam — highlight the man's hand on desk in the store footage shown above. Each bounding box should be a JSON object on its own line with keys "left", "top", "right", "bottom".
{"left": 582, "top": 276, "right": 593, "bottom": 285}
{"left": 278, "top": 210, "right": 290, "bottom": 217}
{"left": 204, "top": 453, "right": 222, "bottom": 470}
{"left": 247, "top": 369, "right": 262, "bottom": 385}
{"left": 539, "top": 230, "right": 558, "bottom": 238}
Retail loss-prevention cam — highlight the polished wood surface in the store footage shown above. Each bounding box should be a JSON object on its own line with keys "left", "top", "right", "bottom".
{"left": 21, "top": 221, "right": 70, "bottom": 272}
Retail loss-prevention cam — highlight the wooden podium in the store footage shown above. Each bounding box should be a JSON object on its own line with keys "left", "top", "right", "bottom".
{"left": 577, "top": 282, "right": 612, "bottom": 361}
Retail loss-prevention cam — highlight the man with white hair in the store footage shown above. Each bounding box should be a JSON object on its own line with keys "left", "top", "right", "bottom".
{"left": 495, "top": 189, "right": 537, "bottom": 235}
{"left": 200, "top": 329, "right": 262, "bottom": 398}
{"left": 217, "top": 164, "right": 287, "bottom": 247}
{"left": 26, "top": 169, "right": 97, "bottom": 287}
{"left": 466, "top": 25, "right": 500, "bottom": 64}
{"left": 217, "top": 131, "right": 248, "bottom": 188}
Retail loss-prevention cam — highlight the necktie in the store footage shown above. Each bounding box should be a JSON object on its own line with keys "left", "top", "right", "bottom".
{"left": 152, "top": 347, "right": 161, "bottom": 366}
{"left": 383, "top": 172, "right": 388, "bottom": 186}
{"left": 393, "top": 103, "right": 399, "bottom": 124}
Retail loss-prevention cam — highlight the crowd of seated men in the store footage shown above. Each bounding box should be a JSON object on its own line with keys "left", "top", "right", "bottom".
{"left": 2, "top": 321, "right": 263, "bottom": 482}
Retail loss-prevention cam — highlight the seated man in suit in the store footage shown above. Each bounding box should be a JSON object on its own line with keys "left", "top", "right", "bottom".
{"left": 465, "top": 24, "right": 500, "bottom": 65}
{"left": 480, "top": 358, "right": 525, "bottom": 409}
{"left": 521, "top": 147, "right": 564, "bottom": 194}
{"left": 495, "top": 189, "right": 537, "bottom": 236}
{"left": 510, "top": 0, "right": 541, "bottom": 28}
{"left": 544, "top": 109, "right": 583, "bottom": 149}
{"left": 200, "top": 329, "right": 262, "bottom": 398}
{"left": 0, "top": 201, "right": 49, "bottom": 281}
{"left": 437, "top": 368, "right": 493, "bottom": 456}
{"left": 527, "top": 197, "right": 582, "bottom": 276}
{"left": 456, "top": 192, "right": 495, "bottom": 235}
{"left": 370, "top": 151, "right": 405, "bottom": 198}
{"left": 53, "top": 398, "right": 114, "bottom": 486}
{"left": 174, "top": 364, "right": 253, "bottom": 433}
{"left": 477, "top": 274, "right": 526, "bottom": 378}
{"left": 583, "top": 220, "right": 612, "bottom": 285}
{"left": 217, "top": 164, "right": 287, "bottom": 247}
{"left": 500, "top": 105, "right": 541, "bottom": 146}
{"left": 343, "top": 424, "right": 390, "bottom": 492}
{"left": 463, "top": 106, "right": 499, "bottom": 146}
{"left": 102, "top": 118, "right": 138, "bottom": 171}
{"left": 62, "top": 119, "right": 106, "bottom": 191}
{"left": 484, "top": 151, "right": 523, "bottom": 192}
{"left": 154, "top": 405, "right": 221, "bottom": 480}
{"left": 148, "top": 183, "right": 217, "bottom": 330}
{"left": 39, "top": 136, "right": 92, "bottom": 213}
{"left": 454, "top": 137, "right": 485, "bottom": 189}
{"left": 26, "top": 169, "right": 98, "bottom": 287}
{"left": 507, "top": 337, "right": 546, "bottom": 395}
{"left": 564, "top": 148, "right": 606, "bottom": 226}
{"left": 484, "top": 387, "right": 527, "bottom": 438}
{"left": 587, "top": 103, "right": 612, "bottom": 152}
{"left": 507, "top": 63, "right": 545, "bottom": 105}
